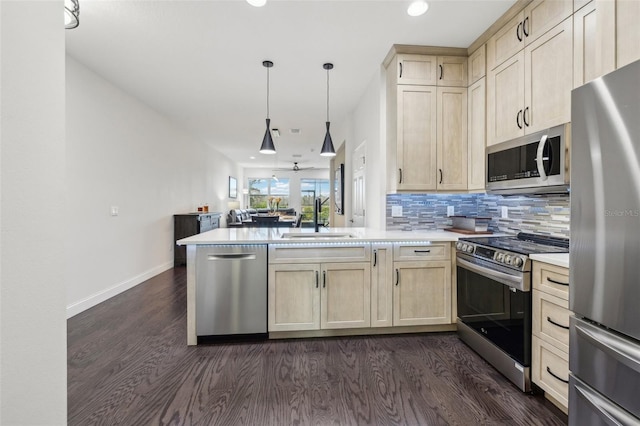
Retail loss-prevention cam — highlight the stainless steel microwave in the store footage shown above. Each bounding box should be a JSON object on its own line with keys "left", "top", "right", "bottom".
{"left": 486, "top": 123, "right": 570, "bottom": 195}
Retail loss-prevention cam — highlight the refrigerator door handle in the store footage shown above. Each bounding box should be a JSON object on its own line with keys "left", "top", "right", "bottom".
{"left": 575, "top": 320, "right": 640, "bottom": 374}
{"left": 573, "top": 376, "right": 640, "bottom": 425}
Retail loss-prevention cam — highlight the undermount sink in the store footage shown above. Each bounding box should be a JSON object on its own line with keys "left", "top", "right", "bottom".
{"left": 280, "top": 232, "right": 355, "bottom": 239}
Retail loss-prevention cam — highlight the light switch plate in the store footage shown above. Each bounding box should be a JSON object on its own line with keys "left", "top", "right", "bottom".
{"left": 501, "top": 206, "right": 508, "bottom": 219}
{"left": 391, "top": 205, "right": 403, "bottom": 217}
{"left": 447, "top": 206, "right": 454, "bottom": 217}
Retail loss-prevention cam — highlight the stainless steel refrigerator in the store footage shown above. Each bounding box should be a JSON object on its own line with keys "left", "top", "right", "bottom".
{"left": 570, "top": 59, "right": 640, "bottom": 425}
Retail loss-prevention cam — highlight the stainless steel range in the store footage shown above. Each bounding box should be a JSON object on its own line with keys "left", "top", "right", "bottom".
{"left": 455, "top": 232, "right": 569, "bottom": 392}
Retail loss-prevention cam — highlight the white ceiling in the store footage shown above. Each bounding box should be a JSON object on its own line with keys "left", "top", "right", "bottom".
{"left": 65, "top": 0, "right": 515, "bottom": 170}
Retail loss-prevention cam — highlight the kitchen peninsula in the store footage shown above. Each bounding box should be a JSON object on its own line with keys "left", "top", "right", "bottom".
{"left": 178, "top": 227, "right": 478, "bottom": 345}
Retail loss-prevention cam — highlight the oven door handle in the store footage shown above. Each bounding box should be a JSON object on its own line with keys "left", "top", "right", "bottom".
{"left": 456, "top": 256, "right": 527, "bottom": 292}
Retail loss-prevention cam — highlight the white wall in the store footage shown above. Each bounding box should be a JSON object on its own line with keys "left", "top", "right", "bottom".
{"left": 332, "top": 67, "right": 387, "bottom": 230}
{"left": 1, "top": 1, "right": 67, "bottom": 424}
{"left": 65, "top": 56, "right": 242, "bottom": 317}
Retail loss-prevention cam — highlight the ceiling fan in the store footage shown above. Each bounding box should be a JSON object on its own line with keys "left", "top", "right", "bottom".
{"left": 272, "top": 162, "right": 316, "bottom": 173}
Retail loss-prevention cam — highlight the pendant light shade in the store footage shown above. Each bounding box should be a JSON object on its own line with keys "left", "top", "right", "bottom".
{"left": 65, "top": 0, "right": 80, "bottom": 29}
{"left": 259, "top": 60, "right": 276, "bottom": 155}
{"left": 320, "top": 63, "right": 336, "bottom": 157}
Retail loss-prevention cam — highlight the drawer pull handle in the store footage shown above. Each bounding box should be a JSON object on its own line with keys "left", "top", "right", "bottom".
{"left": 395, "top": 269, "right": 400, "bottom": 286}
{"left": 547, "top": 277, "right": 569, "bottom": 286}
{"left": 315, "top": 271, "right": 319, "bottom": 288}
{"left": 546, "top": 366, "right": 569, "bottom": 384}
{"left": 373, "top": 250, "right": 377, "bottom": 267}
{"left": 323, "top": 270, "right": 326, "bottom": 288}
{"left": 547, "top": 316, "right": 569, "bottom": 330}
{"left": 414, "top": 250, "right": 431, "bottom": 254}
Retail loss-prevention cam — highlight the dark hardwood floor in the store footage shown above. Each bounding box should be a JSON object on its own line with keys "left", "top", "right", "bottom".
{"left": 68, "top": 267, "right": 567, "bottom": 425}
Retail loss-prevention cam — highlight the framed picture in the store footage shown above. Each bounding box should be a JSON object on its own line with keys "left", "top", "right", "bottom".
{"left": 334, "top": 163, "right": 344, "bottom": 215}
{"left": 228, "top": 176, "right": 237, "bottom": 199}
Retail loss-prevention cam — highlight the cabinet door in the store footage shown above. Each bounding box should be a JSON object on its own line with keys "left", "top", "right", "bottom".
{"left": 487, "top": 11, "right": 525, "bottom": 70}
{"left": 393, "top": 261, "right": 451, "bottom": 326}
{"left": 437, "top": 56, "right": 467, "bottom": 87}
{"left": 616, "top": 0, "right": 640, "bottom": 68}
{"left": 467, "top": 78, "right": 486, "bottom": 191}
{"left": 437, "top": 87, "right": 468, "bottom": 190}
{"left": 268, "top": 263, "right": 320, "bottom": 332}
{"left": 524, "top": 17, "right": 573, "bottom": 134}
{"left": 321, "top": 262, "right": 371, "bottom": 329}
{"left": 371, "top": 245, "right": 393, "bottom": 328}
{"left": 573, "top": 1, "right": 598, "bottom": 87}
{"left": 487, "top": 51, "right": 525, "bottom": 145}
{"left": 468, "top": 45, "right": 486, "bottom": 85}
{"left": 396, "top": 54, "right": 437, "bottom": 85}
{"left": 523, "top": 0, "right": 573, "bottom": 45}
{"left": 397, "top": 85, "right": 438, "bottom": 190}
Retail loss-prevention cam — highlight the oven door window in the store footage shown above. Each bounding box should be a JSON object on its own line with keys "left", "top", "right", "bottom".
{"left": 457, "top": 265, "right": 531, "bottom": 366}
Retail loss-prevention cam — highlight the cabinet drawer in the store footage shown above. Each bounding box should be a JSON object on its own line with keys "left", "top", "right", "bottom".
{"left": 532, "top": 335, "right": 569, "bottom": 411}
{"left": 532, "top": 261, "right": 569, "bottom": 300}
{"left": 393, "top": 242, "right": 450, "bottom": 261}
{"left": 533, "top": 289, "right": 571, "bottom": 352}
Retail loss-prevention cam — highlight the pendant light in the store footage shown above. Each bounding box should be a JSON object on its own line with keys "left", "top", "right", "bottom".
{"left": 65, "top": 0, "right": 80, "bottom": 29}
{"left": 320, "top": 63, "right": 336, "bottom": 157}
{"left": 259, "top": 60, "right": 276, "bottom": 154}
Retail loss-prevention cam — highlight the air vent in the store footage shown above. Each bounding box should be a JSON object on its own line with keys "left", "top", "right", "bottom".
{"left": 289, "top": 128, "right": 301, "bottom": 134}
{"left": 292, "top": 154, "right": 302, "bottom": 158}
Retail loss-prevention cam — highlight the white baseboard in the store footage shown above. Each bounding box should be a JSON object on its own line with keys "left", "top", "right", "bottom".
{"left": 66, "top": 261, "right": 174, "bottom": 319}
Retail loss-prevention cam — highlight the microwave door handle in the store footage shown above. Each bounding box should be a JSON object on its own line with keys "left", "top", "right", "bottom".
{"left": 536, "top": 134, "right": 549, "bottom": 181}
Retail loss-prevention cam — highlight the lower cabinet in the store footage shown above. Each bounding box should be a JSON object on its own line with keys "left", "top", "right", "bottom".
{"left": 268, "top": 262, "right": 371, "bottom": 332}
{"left": 393, "top": 260, "right": 451, "bottom": 326}
{"left": 531, "top": 260, "right": 571, "bottom": 413}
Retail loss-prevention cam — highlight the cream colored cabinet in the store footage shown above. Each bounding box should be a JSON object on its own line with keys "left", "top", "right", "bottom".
{"left": 468, "top": 45, "right": 486, "bottom": 85}
{"left": 531, "top": 260, "right": 571, "bottom": 413}
{"left": 488, "top": 0, "right": 573, "bottom": 70}
{"left": 437, "top": 56, "right": 468, "bottom": 87}
{"left": 268, "top": 263, "right": 321, "bottom": 331}
{"left": 392, "top": 243, "right": 452, "bottom": 326}
{"left": 437, "top": 87, "right": 468, "bottom": 190}
{"left": 370, "top": 244, "right": 393, "bottom": 328}
{"left": 596, "top": 0, "right": 640, "bottom": 76}
{"left": 467, "top": 77, "right": 486, "bottom": 190}
{"left": 269, "top": 262, "right": 371, "bottom": 332}
{"left": 268, "top": 244, "right": 371, "bottom": 333}
{"left": 390, "top": 54, "right": 438, "bottom": 85}
{"left": 574, "top": 1, "right": 598, "bottom": 87}
{"left": 487, "top": 17, "right": 573, "bottom": 145}
{"left": 393, "top": 85, "right": 438, "bottom": 191}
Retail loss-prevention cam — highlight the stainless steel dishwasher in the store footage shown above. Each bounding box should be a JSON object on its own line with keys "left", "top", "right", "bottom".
{"left": 195, "top": 244, "right": 267, "bottom": 337}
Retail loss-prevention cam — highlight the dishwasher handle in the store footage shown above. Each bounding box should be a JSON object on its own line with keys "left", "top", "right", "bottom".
{"left": 207, "top": 253, "right": 257, "bottom": 261}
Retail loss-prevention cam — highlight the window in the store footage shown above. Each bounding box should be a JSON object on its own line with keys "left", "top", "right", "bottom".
{"left": 301, "top": 179, "right": 330, "bottom": 224}
{"left": 247, "top": 178, "right": 290, "bottom": 210}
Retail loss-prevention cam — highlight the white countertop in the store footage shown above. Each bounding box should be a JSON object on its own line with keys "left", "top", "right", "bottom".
{"left": 530, "top": 253, "right": 570, "bottom": 269}
{"left": 177, "top": 227, "right": 491, "bottom": 245}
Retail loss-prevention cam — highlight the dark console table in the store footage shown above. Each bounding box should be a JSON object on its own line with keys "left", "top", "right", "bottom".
{"left": 174, "top": 212, "right": 221, "bottom": 266}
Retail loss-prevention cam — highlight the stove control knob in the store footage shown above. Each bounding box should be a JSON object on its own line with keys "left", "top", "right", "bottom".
{"left": 505, "top": 255, "right": 512, "bottom": 264}
{"left": 456, "top": 242, "right": 463, "bottom": 251}
{"left": 513, "top": 257, "right": 524, "bottom": 267}
{"left": 496, "top": 252, "right": 505, "bottom": 262}
{"left": 466, "top": 245, "right": 474, "bottom": 254}
{"left": 461, "top": 243, "right": 468, "bottom": 252}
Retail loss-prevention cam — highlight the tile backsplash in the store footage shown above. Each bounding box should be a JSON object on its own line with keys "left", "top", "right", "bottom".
{"left": 386, "top": 193, "right": 570, "bottom": 238}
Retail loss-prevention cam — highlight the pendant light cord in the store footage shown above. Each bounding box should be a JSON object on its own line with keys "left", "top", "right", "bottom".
{"left": 326, "top": 69, "right": 330, "bottom": 122}
{"left": 266, "top": 66, "right": 270, "bottom": 119}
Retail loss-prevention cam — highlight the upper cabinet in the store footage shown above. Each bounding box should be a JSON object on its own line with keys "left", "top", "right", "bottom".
{"left": 385, "top": 50, "right": 469, "bottom": 192}
{"left": 573, "top": 1, "right": 598, "bottom": 87}
{"left": 487, "top": 17, "right": 573, "bottom": 145}
{"left": 596, "top": 0, "right": 640, "bottom": 76}
{"left": 468, "top": 45, "right": 486, "bottom": 85}
{"left": 487, "top": 0, "right": 573, "bottom": 71}
{"left": 390, "top": 54, "right": 467, "bottom": 87}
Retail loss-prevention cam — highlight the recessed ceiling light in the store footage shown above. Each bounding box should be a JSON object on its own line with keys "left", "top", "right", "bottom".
{"left": 247, "top": 0, "right": 267, "bottom": 7}
{"left": 290, "top": 128, "right": 301, "bottom": 134}
{"left": 407, "top": 0, "right": 429, "bottom": 17}
{"left": 271, "top": 128, "right": 280, "bottom": 138}
{"left": 250, "top": 156, "right": 256, "bottom": 160}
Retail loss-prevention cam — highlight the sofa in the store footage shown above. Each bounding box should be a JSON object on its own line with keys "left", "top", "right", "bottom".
{"left": 226, "top": 208, "right": 296, "bottom": 227}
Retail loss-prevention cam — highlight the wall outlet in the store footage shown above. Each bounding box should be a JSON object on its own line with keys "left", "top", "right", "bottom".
{"left": 110, "top": 206, "right": 119, "bottom": 216}
{"left": 501, "top": 206, "right": 509, "bottom": 219}
{"left": 447, "top": 206, "right": 455, "bottom": 217}
{"left": 391, "top": 205, "right": 403, "bottom": 217}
